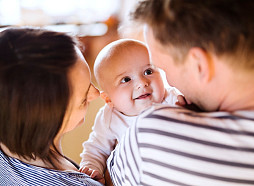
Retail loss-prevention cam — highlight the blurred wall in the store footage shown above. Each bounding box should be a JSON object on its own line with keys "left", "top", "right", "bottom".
{"left": 62, "top": 97, "right": 104, "bottom": 164}
{"left": 61, "top": 0, "right": 140, "bottom": 165}
{"left": 61, "top": 16, "right": 120, "bottom": 164}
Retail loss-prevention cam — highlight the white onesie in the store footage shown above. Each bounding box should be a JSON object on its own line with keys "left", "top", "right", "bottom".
{"left": 80, "top": 87, "right": 180, "bottom": 174}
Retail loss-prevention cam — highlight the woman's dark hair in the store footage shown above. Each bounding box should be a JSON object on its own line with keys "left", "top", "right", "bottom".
{"left": 0, "top": 27, "right": 78, "bottom": 167}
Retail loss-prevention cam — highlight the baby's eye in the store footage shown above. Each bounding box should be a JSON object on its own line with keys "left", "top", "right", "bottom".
{"left": 120, "top": 76, "right": 131, "bottom": 83}
{"left": 144, "top": 68, "right": 153, "bottom": 75}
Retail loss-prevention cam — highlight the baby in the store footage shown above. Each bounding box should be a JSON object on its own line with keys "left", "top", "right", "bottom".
{"left": 79, "top": 39, "right": 180, "bottom": 183}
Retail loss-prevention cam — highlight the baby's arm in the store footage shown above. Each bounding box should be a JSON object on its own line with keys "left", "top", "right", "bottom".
{"left": 176, "top": 94, "right": 202, "bottom": 111}
{"left": 80, "top": 106, "right": 116, "bottom": 182}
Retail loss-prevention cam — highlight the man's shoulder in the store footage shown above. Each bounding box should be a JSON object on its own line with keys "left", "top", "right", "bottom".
{"left": 134, "top": 105, "right": 191, "bottom": 130}
{"left": 136, "top": 104, "right": 254, "bottom": 130}
{"left": 138, "top": 104, "right": 192, "bottom": 120}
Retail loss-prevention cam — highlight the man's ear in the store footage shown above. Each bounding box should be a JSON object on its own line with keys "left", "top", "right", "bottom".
{"left": 188, "top": 47, "right": 214, "bottom": 83}
{"left": 100, "top": 91, "right": 114, "bottom": 108}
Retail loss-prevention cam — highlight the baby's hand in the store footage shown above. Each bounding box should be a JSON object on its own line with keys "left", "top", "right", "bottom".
{"left": 176, "top": 95, "right": 202, "bottom": 112}
{"left": 176, "top": 95, "right": 188, "bottom": 106}
{"left": 79, "top": 166, "right": 105, "bottom": 185}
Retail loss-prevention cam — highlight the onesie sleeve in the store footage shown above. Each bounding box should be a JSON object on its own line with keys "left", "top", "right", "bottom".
{"left": 163, "top": 87, "right": 182, "bottom": 106}
{"left": 80, "top": 105, "right": 117, "bottom": 175}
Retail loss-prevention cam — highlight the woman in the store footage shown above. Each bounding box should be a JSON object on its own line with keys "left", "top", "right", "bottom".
{"left": 0, "top": 27, "right": 102, "bottom": 185}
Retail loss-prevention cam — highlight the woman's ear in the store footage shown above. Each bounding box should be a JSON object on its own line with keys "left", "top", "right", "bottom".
{"left": 100, "top": 91, "right": 114, "bottom": 108}
{"left": 189, "top": 47, "right": 215, "bottom": 83}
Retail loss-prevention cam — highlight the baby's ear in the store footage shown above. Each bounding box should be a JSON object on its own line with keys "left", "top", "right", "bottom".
{"left": 100, "top": 92, "right": 114, "bottom": 108}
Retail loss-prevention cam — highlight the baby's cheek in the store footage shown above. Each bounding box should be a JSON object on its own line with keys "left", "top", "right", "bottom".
{"left": 114, "top": 97, "right": 134, "bottom": 114}
{"left": 151, "top": 90, "right": 163, "bottom": 104}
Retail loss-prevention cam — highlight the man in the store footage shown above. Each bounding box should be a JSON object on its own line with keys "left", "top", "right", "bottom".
{"left": 107, "top": 0, "right": 254, "bottom": 185}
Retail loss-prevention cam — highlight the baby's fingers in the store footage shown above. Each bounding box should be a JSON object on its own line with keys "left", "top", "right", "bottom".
{"left": 176, "top": 95, "right": 186, "bottom": 106}
{"left": 79, "top": 166, "right": 91, "bottom": 175}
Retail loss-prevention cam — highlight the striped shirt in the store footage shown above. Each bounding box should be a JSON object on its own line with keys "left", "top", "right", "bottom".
{"left": 107, "top": 105, "right": 254, "bottom": 186}
{"left": 0, "top": 149, "right": 102, "bottom": 186}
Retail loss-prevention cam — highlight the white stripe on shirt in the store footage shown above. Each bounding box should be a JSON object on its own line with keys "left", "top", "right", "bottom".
{"left": 107, "top": 105, "right": 254, "bottom": 186}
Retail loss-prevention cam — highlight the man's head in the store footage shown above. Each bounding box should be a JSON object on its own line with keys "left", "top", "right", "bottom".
{"left": 94, "top": 39, "right": 165, "bottom": 116}
{"left": 133, "top": 0, "right": 254, "bottom": 111}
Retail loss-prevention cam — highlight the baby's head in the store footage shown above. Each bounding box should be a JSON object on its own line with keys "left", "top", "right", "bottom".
{"left": 94, "top": 39, "right": 165, "bottom": 116}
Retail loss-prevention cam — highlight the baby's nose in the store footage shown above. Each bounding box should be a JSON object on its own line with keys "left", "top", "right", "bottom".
{"left": 136, "top": 77, "right": 149, "bottom": 89}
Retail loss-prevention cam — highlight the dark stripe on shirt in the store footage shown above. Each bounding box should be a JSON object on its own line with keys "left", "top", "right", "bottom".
{"left": 111, "top": 163, "right": 122, "bottom": 186}
{"left": 144, "top": 114, "right": 254, "bottom": 136}
{"left": 152, "top": 106, "right": 254, "bottom": 121}
{"left": 139, "top": 143, "right": 254, "bottom": 168}
{"left": 142, "top": 158, "right": 254, "bottom": 184}
{"left": 113, "top": 151, "right": 124, "bottom": 185}
{"left": 139, "top": 128, "right": 254, "bottom": 152}
{"left": 143, "top": 171, "right": 192, "bottom": 186}
{"left": 123, "top": 135, "right": 138, "bottom": 185}
{"left": 183, "top": 112, "right": 254, "bottom": 121}
{"left": 129, "top": 123, "right": 139, "bottom": 177}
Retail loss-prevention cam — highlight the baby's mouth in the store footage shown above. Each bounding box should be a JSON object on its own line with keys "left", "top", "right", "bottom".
{"left": 135, "top": 93, "right": 151, "bottom": 100}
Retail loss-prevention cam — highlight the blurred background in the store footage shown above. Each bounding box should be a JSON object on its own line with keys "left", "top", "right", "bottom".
{"left": 0, "top": 0, "right": 143, "bottom": 164}
{"left": 0, "top": 0, "right": 165, "bottom": 164}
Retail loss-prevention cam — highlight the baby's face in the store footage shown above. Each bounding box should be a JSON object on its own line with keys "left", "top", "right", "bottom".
{"left": 103, "top": 46, "right": 165, "bottom": 116}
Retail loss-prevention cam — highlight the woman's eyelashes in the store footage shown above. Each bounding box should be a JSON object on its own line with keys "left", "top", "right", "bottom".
{"left": 81, "top": 84, "right": 91, "bottom": 107}
{"left": 80, "top": 98, "right": 87, "bottom": 107}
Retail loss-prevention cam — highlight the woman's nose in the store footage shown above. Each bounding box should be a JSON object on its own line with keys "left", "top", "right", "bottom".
{"left": 87, "top": 84, "right": 100, "bottom": 102}
{"left": 136, "top": 76, "right": 149, "bottom": 89}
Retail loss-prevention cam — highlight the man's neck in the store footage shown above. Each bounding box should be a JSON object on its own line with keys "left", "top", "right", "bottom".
{"left": 218, "top": 70, "right": 254, "bottom": 111}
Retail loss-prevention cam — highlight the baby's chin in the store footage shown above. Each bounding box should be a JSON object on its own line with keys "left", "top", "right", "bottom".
{"left": 121, "top": 103, "right": 154, "bottom": 116}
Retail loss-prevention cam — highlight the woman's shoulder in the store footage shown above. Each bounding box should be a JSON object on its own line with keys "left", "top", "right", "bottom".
{"left": 0, "top": 149, "right": 102, "bottom": 186}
